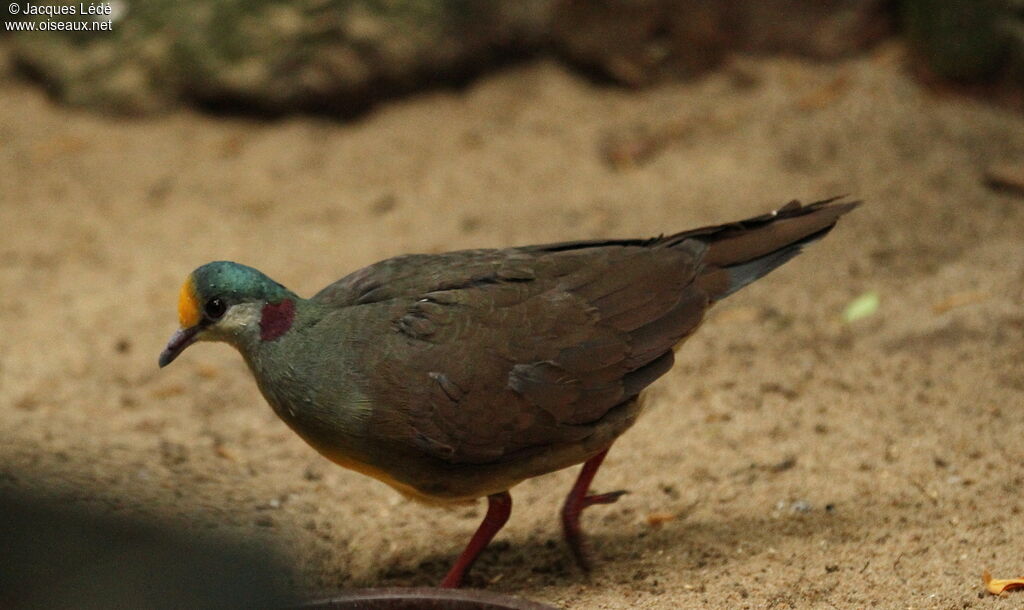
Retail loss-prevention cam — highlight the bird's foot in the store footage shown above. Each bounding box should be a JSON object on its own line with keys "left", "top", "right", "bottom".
{"left": 561, "top": 488, "right": 627, "bottom": 571}
{"left": 559, "top": 448, "right": 628, "bottom": 572}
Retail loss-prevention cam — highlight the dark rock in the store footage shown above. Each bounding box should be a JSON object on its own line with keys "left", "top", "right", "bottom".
{"left": 552, "top": 0, "right": 890, "bottom": 86}
{"left": 7, "top": 0, "right": 893, "bottom": 114}
{"left": 8, "top": 0, "right": 556, "bottom": 115}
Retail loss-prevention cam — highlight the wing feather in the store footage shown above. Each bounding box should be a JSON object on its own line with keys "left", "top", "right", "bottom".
{"left": 353, "top": 245, "right": 708, "bottom": 464}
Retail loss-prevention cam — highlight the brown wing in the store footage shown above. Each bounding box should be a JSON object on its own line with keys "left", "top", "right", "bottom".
{"left": 357, "top": 244, "right": 710, "bottom": 465}
{"left": 313, "top": 241, "right": 683, "bottom": 309}
{"left": 342, "top": 198, "right": 858, "bottom": 465}
{"left": 313, "top": 250, "right": 530, "bottom": 307}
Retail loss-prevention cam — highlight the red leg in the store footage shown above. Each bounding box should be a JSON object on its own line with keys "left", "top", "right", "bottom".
{"left": 440, "top": 491, "right": 512, "bottom": 588}
{"left": 560, "top": 448, "right": 626, "bottom": 571}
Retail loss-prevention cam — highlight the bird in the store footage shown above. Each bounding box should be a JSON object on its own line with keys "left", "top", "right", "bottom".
{"left": 158, "top": 197, "right": 857, "bottom": 588}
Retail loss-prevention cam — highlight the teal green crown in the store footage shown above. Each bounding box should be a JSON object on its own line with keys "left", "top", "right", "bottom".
{"left": 191, "top": 261, "right": 293, "bottom": 304}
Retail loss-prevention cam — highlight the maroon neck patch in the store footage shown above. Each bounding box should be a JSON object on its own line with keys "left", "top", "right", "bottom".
{"left": 260, "top": 299, "right": 295, "bottom": 341}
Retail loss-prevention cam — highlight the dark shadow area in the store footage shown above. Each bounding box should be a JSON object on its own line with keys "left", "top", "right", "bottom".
{"left": 0, "top": 488, "right": 297, "bottom": 610}
{"left": 365, "top": 506, "right": 878, "bottom": 592}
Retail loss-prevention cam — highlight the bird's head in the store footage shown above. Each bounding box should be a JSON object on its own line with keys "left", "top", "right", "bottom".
{"left": 158, "top": 261, "right": 297, "bottom": 367}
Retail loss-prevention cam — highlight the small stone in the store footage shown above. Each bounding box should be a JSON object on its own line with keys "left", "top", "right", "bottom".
{"left": 370, "top": 194, "right": 397, "bottom": 216}
{"left": 770, "top": 456, "right": 797, "bottom": 472}
{"left": 791, "top": 500, "right": 812, "bottom": 513}
{"left": 14, "top": 395, "right": 39, "bottom": 411}
{"left": 985, "top": 163, "right": 1024, "bottom": 196}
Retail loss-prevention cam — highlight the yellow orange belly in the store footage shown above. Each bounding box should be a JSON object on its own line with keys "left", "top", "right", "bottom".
{"left": 318, "top": 448, "right": 469, "bottom": 505}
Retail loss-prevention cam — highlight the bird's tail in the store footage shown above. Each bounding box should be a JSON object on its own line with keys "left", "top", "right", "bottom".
{"left": 661, "top": 197, "right": 860, "bottom": 301}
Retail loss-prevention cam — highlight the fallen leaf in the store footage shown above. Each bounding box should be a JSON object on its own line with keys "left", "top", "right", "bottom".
{"left": 213, "top": 444, "right": 236, "bottom": 461}
{"left": 932, "top": 291, "right": 989, "bottom": 314}
{"left": 645, "top": 512, "right": 677, "bottom": 527}
{"left": 983, "top": 570, "right": 1024, "bottom": 596}
{"left": 195, "top": 364, "right": 221, "bottom": 379}
{"left": 600, "top": 129, "right": 665, "bottom": 170}
{"left": 842, "top": 291, "right": 880, "bottom": 323}
{"left": 797, "top": 74, "right": 850, "bottom": 110}
{"left": 151, "top": 384, "right": 186, "bottom": 398}
{"left": 600, "top": 121, "right": 692, "bottom": 170}
{"left": 31, "top": 135, "right": 88, "bottom": 164}
{"left": 870, "top": 41, "right": 906, "bottom": 67}
{"left": 219, "top": 134, "right": 246, "bottom": 159}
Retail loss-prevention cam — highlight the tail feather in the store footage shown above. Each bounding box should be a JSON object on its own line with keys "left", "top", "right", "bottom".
{"left": 679, "top": 197, "right": 860, "bottom": 301}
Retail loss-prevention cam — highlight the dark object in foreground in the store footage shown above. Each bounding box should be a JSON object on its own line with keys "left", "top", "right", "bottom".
{"left": 159, "top": 197, "right": 858, "bottom": 587}
{"left": 0, "top": 489, "right": 293, "bottom": 609}
{"left": 298, "top": 588, "right": 555, "bottom": 610}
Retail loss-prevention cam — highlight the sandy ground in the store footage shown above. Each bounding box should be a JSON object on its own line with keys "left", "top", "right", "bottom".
{"left": 2, "top": 43, "right": 1024, "bottom": 609}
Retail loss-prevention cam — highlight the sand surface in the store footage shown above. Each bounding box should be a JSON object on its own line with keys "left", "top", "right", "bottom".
{"left": 2, "top": 45, "right": 1024, "bottom": 608}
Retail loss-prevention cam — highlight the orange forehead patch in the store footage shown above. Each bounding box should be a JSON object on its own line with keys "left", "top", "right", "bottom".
{"left": 177, "top": 276, "right": 200, "bottom": 328}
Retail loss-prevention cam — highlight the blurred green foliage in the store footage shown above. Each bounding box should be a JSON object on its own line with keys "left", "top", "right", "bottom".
{"left": 902, "top": 0, "right": 1014, "bottom": 80}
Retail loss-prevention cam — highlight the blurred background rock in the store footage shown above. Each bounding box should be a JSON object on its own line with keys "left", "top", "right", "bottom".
{"left": 1, "top": 0, "right": 1020, "bottom": 115}
{"left": 902, "top": 0, "right": 1017, "bottom": 81}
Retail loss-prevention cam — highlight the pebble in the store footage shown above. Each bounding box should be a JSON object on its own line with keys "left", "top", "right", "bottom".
{"left": 776, "top": 499, "right": 814, "bottom": 513}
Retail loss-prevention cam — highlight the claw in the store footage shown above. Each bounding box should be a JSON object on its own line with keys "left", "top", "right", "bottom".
{"left": 560, "top": 449, "right": 625, "bottom": 571}
{"left": 581, "top": 490, "right": 627, "bottom": 508}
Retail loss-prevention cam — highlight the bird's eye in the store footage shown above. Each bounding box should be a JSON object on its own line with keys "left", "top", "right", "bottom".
{"left": 204, "top": 298, "right": 227, "bottom": 320}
